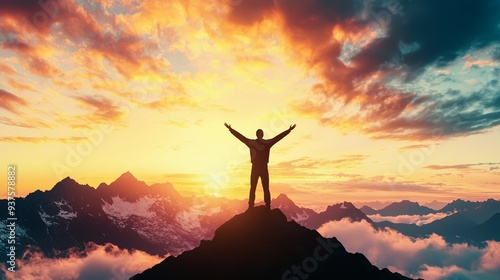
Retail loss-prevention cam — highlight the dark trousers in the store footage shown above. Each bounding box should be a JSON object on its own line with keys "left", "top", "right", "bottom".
{"left": 249, "top": 163, "right": 270, "bottom": 207}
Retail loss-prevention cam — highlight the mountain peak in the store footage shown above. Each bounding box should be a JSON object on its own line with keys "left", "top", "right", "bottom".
{"left": 378, "top": 200, "right": 434, "bottom": 216}
{"left": 50, "top": 176, "right": 94, "bottom": 196}
{"left": 97, "top": 171, "right": 149, "bottom": 200}
{"left": 59, "top": 176, "right": 78, "bottom": 185}
{"left": 276, "top": 193, "right": 290, "bottom": 200}
{"left": 325, "top": 201, "right": 356, "bottom": 211}
{"left": 116, "top": 171, "right": 138, "bottom": 182}
{"left": 213, "top": 206, "right": 293, "bottom": 244}
{"left": 52, "top": 176, "right": 81, "bottom": 191}
{"left": 400, "top": 200, "right": 419, "bottom": 206}
{"left": 108, "top": 171, "right": 148, "bottom": 189}
{"left": 132, "top": 206, "right": 411, "bottom": 280}
{"left": 273, "top": 193, "right": 295, "bottom": 205}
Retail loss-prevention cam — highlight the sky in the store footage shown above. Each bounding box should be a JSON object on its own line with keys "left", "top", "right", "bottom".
{"left": 1, "top": 0, "right": 499, "bottom": 208}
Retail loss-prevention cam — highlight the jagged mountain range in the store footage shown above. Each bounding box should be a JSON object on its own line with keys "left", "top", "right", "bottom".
{"left": 1, "top": 172, "right": 498, "bottom": 264}
{"left": 0, "top": 172, "right": 370, "bottom": 263}
{"left": 360, "top": 198, "right": 500, "bottom": 221}
{"left": 360, "top": 198, "right": 500, "bottom": 245}
{"left": 373, "top": 204, "right": 500, "bottom": 245}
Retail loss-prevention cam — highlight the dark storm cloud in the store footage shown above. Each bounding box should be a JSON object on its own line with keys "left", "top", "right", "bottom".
{"left": 227, "top": 0, "right": 500, "bottom": 140}
{"left": 0, "top": 0, "right": 44, "bottom": 16}
{"left": 374, "top": 0, "right": 500, "bottom": 78}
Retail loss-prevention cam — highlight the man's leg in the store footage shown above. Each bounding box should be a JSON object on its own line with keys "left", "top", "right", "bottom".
{"left": 261, "top": 165, "right": 270, "bottom": 209}
{"left": 249, "top": 164, "right": 258, "bottom": 208}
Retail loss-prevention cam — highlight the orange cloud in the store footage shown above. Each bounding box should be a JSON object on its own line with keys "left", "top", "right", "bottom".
{"left": 7, "top": 79, "right": 37, "bottom": 92}
{"left": 463, "top": 54, "right": 498, "bottom": 68}
{"left": 0, "top": 89, "right": 28, "bottom": 113}
{"left": 0, "top": 62, "right": 16, "bottom": 75}
{"left": 0, "top": 136, "right": 87, "bottom": 143}
{"left": 22, "top": 56, "right": 63, "bottom": 77}
{"left": 73, "top": 95, "right": 126, "bottom": 124}
{"left": 398, "top": 144, "right": 431, "bottom": 153}
{"left": 271, "top": 155, "right": 368, "bottom": 177}
{"left": 425, "top": 164, "right": 471, "bottom": 170}
{"left": 425, "top": 162, "right": 500, "bottom": 171}
{"left": 0, "top": 116, "right": 51, "bottom": 129}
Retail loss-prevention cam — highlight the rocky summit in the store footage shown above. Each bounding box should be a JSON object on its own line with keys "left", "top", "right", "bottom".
{"left": 131, "top": 206, "right": 413, "bottom": 280}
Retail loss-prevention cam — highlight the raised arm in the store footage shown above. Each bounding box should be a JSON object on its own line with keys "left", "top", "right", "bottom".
{"left": 270, "top": 124, "right": 296, "bottom": 146}
{"left": 224, "top": 123, "right": 249, "bottom": 145}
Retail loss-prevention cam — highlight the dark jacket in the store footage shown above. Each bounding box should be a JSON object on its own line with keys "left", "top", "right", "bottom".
{"left": 229, "top": 128, "right": 290, "bottom": 165}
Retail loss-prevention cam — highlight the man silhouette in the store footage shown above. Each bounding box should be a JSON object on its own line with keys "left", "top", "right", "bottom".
{"left": 224, "top": 123, "right": 296, "bottom": 209}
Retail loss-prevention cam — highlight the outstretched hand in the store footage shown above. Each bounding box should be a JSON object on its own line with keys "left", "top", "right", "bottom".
{"left": 224, "top": 122, "right": 231, "bottom": 129}
{"left": 289, "top": 124, "right": 296, "bottom": 131}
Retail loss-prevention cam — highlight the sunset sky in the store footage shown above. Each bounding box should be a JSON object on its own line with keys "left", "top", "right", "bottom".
{"left": 1, "top": 0, "right": 499, "bottom": 208}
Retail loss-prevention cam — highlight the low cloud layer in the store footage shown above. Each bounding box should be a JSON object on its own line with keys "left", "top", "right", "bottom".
{"left": 0, "top": 243, "right": 165, "bottom": 280}
{"left": 318, "top": 219, "right": 500, "bottom": 279}
{"left": 368, "top": 212, "right": 453, "bottom": 226}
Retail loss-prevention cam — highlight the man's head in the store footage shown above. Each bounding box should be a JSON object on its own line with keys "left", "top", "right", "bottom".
{"left": 256, "top": 129, "right": 264, "bottom": 139}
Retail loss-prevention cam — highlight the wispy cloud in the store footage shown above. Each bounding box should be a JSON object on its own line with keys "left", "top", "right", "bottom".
{"left": 0, "top": 136, "right": 87, "bottom": 144}
{"left": 425, "top": 164, "right": 472, "bottom": 170}
{"left": 425, "top": 162, "right": 500, "bottom": 170}
{"left": 269, "top": 155, "right": 368, "bottom": 179}
{"left": 273, "top": 155, "right": 367, "bottom": 170}
{"left": 0, "top": 89, "right": 28, "bottom": 113}
{"left": 0, "top": 116, "right": 50, "bottom": 129}
{"left": 398, "top": 144, "right": 431, "bottom": 153}
{"left": 0, "top": 63, "right": 16, "bottom": 75}
{"left": 73, "top": 95, "right": 126, "bottom": 124}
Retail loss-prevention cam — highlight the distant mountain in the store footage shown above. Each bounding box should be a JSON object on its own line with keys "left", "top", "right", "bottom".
{"left": 354, "top": 201, "right": 392, "bottom": 210}
{"left": 371, "top": 199, "right": 500, "bottom": 243}
{"left": 422, "top": 212, "right": 478, "bottom": 241}
{"left": 271, "top": 194, "right": 372, "bottom": 228}
{"left": 422, "top": 200, "right": 447, "bottom": 211}
{"left": 271, "top": 194, "right": 317, "bottom": 224}
{"left": 131, "top": 207, "right": 413, "bottom": 280}
{"left": 0, "top": 173, "right": 373, "bottom": 263}
{"left": 463, "top": 213, "right": 500, "bottom": 243}
{"left": 376, "top": 200, "right": 435, "bottom": 216}
{"left": 438, "top": 199, "right": 480, "bottom": 213}
{"left": 307, "top": 202, "right": 372, "bottom": 229}
{"left": 376, "top": 210, "right": 500, "bottom": 245}
{"left": 375, "top": 212, "right": 475, "bottom": 243}
{"left": 438, "top": 198, "right": 500, "bottom": 224}
{"left": 360, "top": 205, "right": 378, "bottom": 215}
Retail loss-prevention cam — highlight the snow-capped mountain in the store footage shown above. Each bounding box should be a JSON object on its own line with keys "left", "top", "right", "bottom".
{"left": 0, "top": 172, "right": 372, "bottom": 263}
